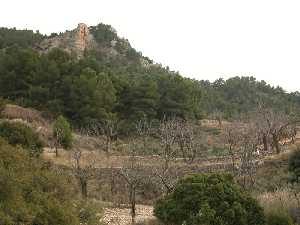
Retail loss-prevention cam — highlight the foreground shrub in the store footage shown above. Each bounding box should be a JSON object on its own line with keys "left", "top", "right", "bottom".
{"left": 266, "top": 210, "right": 294, "bottom": 225}
{"left": 258, "top": 188, "right": 300, "bottom": 224}
{"left": 289, "top": 148, "right": 300, "bottom": 183}
{"left": 0, "top": 121, "right": 43, "bottom": 156}
{"left": 154, "top": 173, "right": 265, "bottom": 225}
{"left": 77, "top": 200, "right": 103, "bottom": 225}
{"left": 0, "top": 138, "right": 77, "bottom": 224}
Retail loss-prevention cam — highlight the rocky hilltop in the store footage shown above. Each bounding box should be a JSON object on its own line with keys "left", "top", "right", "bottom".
{"left": 37, "top": 22, "right": 151, "bottom": 65}
{"left": 38, "top": 23, "right": 97, "bottom": 58}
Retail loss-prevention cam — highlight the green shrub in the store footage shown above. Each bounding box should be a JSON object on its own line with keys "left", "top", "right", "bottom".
{"left": 266, "top": 210, "right": 294, "bottom": 225}
{"left": 53, "top": 115, "right": 73, "bottom": 149}
{"left": 0, "top": 138, "right": 79, "bottom": 225}
{"left": 154, "top": 173, "right": 265, "bottom": 225}
{"left": 289, "top": 148, "right": 300, "bottom": 183}
{"left": 0, "top": 121, "right": 43, "bottom": 156}
{"left": 77, "top": 200, "right": 103, "bottom": 225}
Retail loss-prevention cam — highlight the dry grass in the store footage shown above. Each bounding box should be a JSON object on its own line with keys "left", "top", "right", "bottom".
{"left": 1, "top": 104, "right": 48, "bottom": 126}
{"left": 258, "top": 188, "right": 300, "bottom": 223}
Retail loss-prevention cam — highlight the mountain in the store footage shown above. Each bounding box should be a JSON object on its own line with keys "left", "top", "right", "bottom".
{"left": 0, "top": 22, "right": 300, "bottom": 129}
{"left": 38, "top": 23, "right": 97, "bottom": 58}
{"left": 37, "top": 23, "right": 152, "bottom": 68}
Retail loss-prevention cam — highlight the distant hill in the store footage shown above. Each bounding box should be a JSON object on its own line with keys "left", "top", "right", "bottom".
{"left": 0, "top": 22, "right": 299, "bottom": 129}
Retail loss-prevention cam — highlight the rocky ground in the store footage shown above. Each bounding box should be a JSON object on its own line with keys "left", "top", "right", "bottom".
{"left": 102, "top": 205, "right": 154, "bottom": 225}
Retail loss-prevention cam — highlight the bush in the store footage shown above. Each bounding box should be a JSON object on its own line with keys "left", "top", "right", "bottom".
{"left": 0, "top": 121, "right": 43, "bottom": 156}
{"left": 266, "top": 210, "right": 294, "bottom": 225}
{"left": 77, "top": 200, "right": 103, "bottom": 225}
{"left": 53, "top": 115, "right": 73, "bottom": 149}
{"left": 258, "top": 189, "right": 300, "bottom": 224}
{"left": 154, "top": 173, "right": 265, "bottom": 225}
{"left": 0, "top": 138, "right": 79, "bottom": 224}
{"left": 289, "top": 148, "right": 300, "bottom": 182}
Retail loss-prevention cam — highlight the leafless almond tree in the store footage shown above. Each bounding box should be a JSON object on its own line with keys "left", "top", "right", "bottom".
{"left": 159, "top": 117, "right": 178, "bottom": 170}
{"left": 84, "top": 118, "right": 118, "bottom": 154}
{"left": 238, "top": 123, "right": 260, "bottom": 188}
{"left": 222, "top": 120, "right": 261, "bottom": 188}
{"left": 135, "top": 116, "right": 153, "bottom": 152}
{"left": 101, "top": 119, "right": 118, "bottom": 153}
{"left": 255, "top": 106, "right": 299, "bottom": 154}
{"left": 222, "top": 121, "right": 244, "bottom": 173}
{"left": 70, "top": 148, "right": 96, "bottom": 198}
{"left": 175, "top": 119, "right": 199, "bottom": 163}
{"left": 119, "top": 140, "right": 147, "bottom": 224}
{"left": 152, "top": 117, "right": 180, "bottom": 194}
{"left": 211, "top": 109, "right": 224, "bottom": 127}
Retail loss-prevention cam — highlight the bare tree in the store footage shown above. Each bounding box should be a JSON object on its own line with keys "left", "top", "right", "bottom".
{"left": 238, "top": 124, "right": 260, "bottom": 188}
{"left": 101, "top": 119, "right": 118, "bottom": 153}
{"left": 119, "top": 141, "right": 146, "bottom": 224}
{"left": 152, "top": 117, "right": 180, "bottom": 194}
{"left": 159, "top": 117, "right": 178, "bottom": 170}
{"left": 222, "top": 121, "right": 244, "bottom": 173}
{"left": 175, "top": 119, "right": 199, "bottom": 163}
{"left": 135, "top": 116, "right": 152, "bottom": 152}
{"left": 255, "top": 107, "right": 298, "bottom": 154}
{"left": 251, "top": 108, "right": 271, "bottom": 153}
{"left": 52, "top": 128, "right": 62, "bottom": 157}
{"left": 222, "top": 120, "right": 261, "bottom": 188}
{"left": 82, "top": 124, "right": 104, "bottom": 151}
{"left": 84, "top": 118, "right": 118, "bottom": 154}
{"left": 70, "top": 148, "right": 96, "bottom": 198}
{"left": 246, "top": 103, "right": 300, "bottom": 155}
{"left": 153, "top": 162, "right": 180, "bottom": 195}
{"left": 211, "top": 109, "right": 224, "bottom": 127}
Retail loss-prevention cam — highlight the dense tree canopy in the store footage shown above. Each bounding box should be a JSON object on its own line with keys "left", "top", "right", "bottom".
{"left": 0, "top": 27, "right": 44, "bottom": 49}
{"left": 0, "top": 25, "right": 299, "bottom": 130}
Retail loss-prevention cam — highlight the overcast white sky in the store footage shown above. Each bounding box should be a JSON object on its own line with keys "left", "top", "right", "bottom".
{"left": 1, "top": 0, "right": 300, "bottom": 92}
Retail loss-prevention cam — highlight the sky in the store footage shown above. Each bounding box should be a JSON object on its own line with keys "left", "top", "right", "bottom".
{"left": 1, "top": 0, "right": 300, "bottom": 92}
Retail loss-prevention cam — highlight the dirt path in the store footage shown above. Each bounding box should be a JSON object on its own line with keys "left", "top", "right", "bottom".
{"left": 102, "top": 205, "right": 154, "bottom": 225}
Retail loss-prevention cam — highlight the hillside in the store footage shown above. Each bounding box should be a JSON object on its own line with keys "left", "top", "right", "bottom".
{"left": 3, "top": 102, "right": 297, "bottom": 225}
{"left": 1, "top": 22, "right": 300, "bottom": 130}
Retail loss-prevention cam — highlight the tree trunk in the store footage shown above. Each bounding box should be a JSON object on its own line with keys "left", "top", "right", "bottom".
{"left": 263, "top": 135, "right": 268, "bottom": 152}
{"left": 55, "top": 146, "right": 58, "bottom": 157}
{"left": 272, "top": 134, "right": 280, "bottom": 154}
{"left": 105, "top": 137, "right": 112, "bottom": 153}
{"left": 129, "top": 187, "right": 136, "bottom": 225}
{"left": 179, "top": 142, "right": 186, "bottom": 162}
{"left": 80, "top": 179, "right": 88, "bottom": 199}
{"left": 143, "top": 136, "right": 147, "bottom": 152}
{"left": 229, "top": 147, "right": 236, "bottom": 174}
{"left": 217, "top": 117, "right": 222, "bottom": 127}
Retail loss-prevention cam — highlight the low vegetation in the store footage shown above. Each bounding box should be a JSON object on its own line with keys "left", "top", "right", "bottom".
{"left": 154, "top": 173, "right": 265, "bottom": 225}
{"left": 0, "top": 121, "right": 44, "bottom": 156}
{"left": 0, "top": 138, "right": 101, "bottom": 225}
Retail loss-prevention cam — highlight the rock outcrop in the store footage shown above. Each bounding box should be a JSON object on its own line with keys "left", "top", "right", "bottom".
{"left": 38, "top": 23, "right": 96, "bottom": 58}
